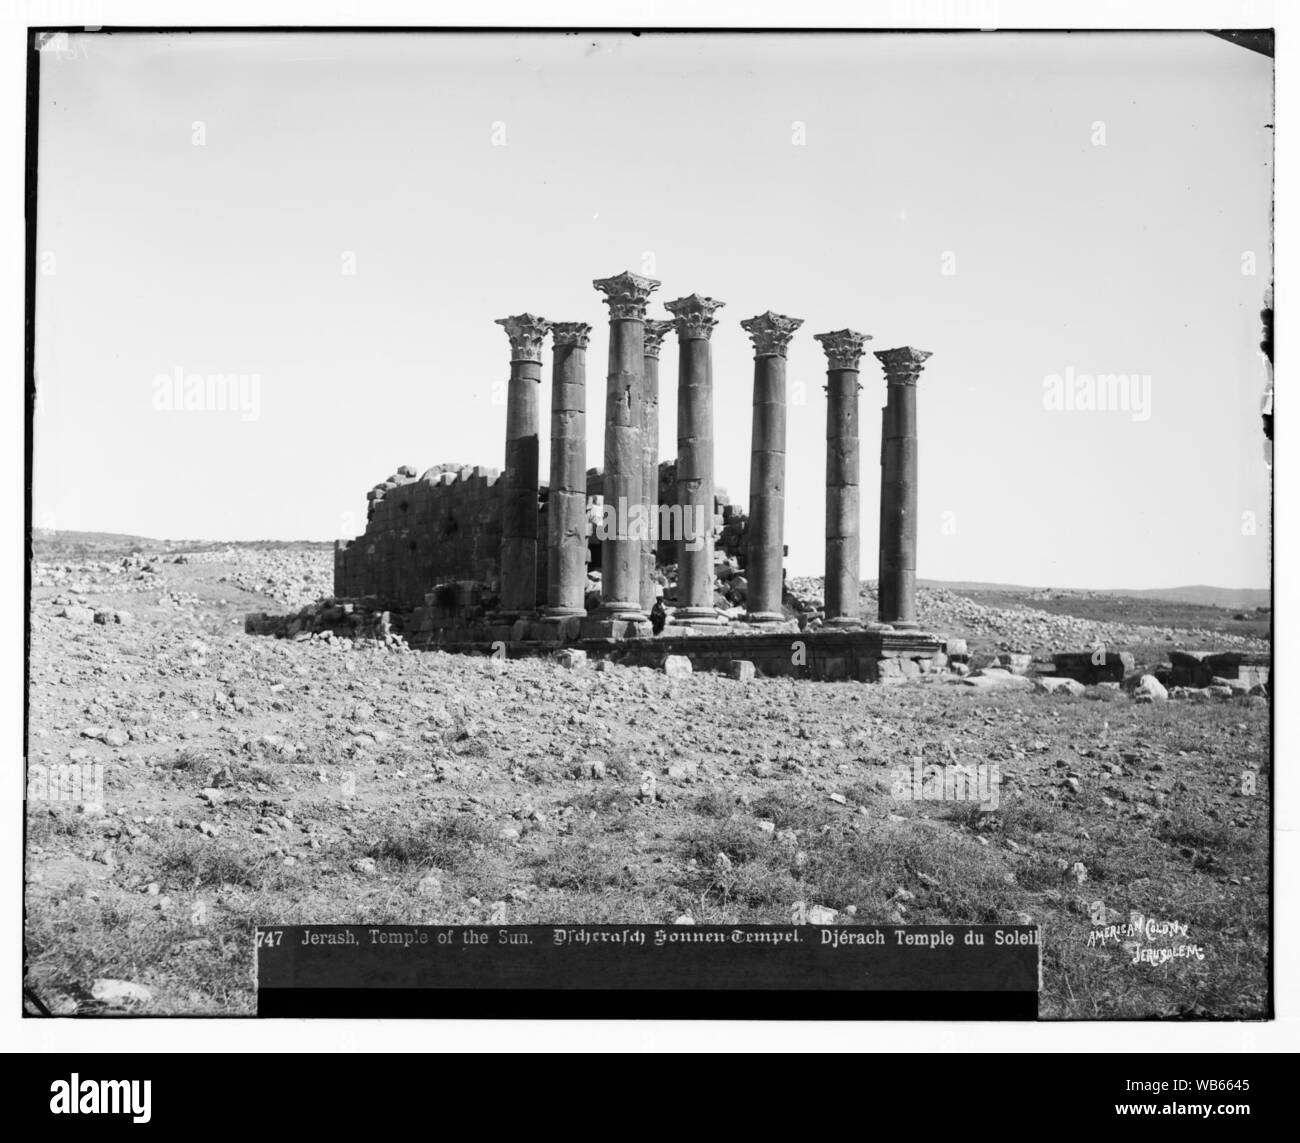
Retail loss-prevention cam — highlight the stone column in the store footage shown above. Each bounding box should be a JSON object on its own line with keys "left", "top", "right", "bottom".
{"left": 876, "top": 347, "right": 932, "bottom": 630}
{"left": 740, "top": 311, "right": 803, "bottom": 621}
{"left": 494, "top": 313, "right": 551, "bottom": 618}
{"left": 545, "top": 322, "right": 592, "bottom": 619}
{"left": 814, "top": 329, "right": 871, "bottom": 626}
{"left": 592, "top": 271, "right": 659, "bottom": 622}
{"left": 667, "top": 293, "right": 727, "bottom": 626}
{"left": 640, "top": 319, "right": 674, "bottom": 613}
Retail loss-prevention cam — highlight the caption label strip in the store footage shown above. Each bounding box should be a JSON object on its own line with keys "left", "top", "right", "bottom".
{"left": 256, "top": 924, "right": 1040, "bottom": 1019}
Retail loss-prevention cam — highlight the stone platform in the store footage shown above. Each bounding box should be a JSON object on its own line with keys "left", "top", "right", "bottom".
{"left": 412, "top": 625, "right": 947, "bottom": 683}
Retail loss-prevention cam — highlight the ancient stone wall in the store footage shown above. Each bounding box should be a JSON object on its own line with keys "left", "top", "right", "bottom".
{"left": 337, "top": 457, "right": 745, "bottom": 612}
{"left": 334, "top": 463, "right": 538, "bottom": 610}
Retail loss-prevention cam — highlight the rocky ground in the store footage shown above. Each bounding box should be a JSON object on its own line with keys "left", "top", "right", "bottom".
{"left": 25, "top": 546, "right": 1270, "bottom": 1019}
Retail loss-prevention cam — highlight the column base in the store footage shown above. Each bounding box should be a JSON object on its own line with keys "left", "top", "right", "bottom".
{"left": 542, "top": 607, "right": 587, "bottom": 619}
{"left": 533, "top": 615, "right": 584, "bottom": 643}
{"left": 593, "top": 601, "right": 647, "bottom": 623}
{"left": 744, "top": 611, "right": 786, "bottom": 624}
{"left": 672, "top": 607, "right": 728, "bottom": 626}
{"left": 824, "top": 616, "right": 864, "bottom": 629}
{"left": 580, "top": 617, "right": 652, "bottom": 641}
{"left": 881, "top": 619, "right": 919, "bottom": 631}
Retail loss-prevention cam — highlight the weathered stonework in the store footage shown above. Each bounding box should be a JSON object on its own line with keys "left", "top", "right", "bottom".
{"left": 591, "top": 271, "right": 659, "bottom": 626}
{"left": 741, "top": 311, "right": 802, "bottom": 621}
{"left": 815, "top": 329, "right": 871, "bottom": 626}
{"left": 334, "top": 464, "right": 508, "bottom": 609}
{"left": 876, "top": 346, "right": 931, "bottom": 630}
{"left": 667, "top": 293, "right": 727, "bottom": 627}
{"left": 546, "top": 322, "right": 591, "bottom": 618}
{"left": 640, "top": 319, "right": 674, "bottom": 612}
{"left": 330, "top": 273, "right": 947, "bottom": 677}
{"left": 495, "top": 314, "right": 551, "bottom": 618}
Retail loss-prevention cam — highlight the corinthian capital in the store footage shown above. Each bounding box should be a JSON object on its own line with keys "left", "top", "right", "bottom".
{"left": 495, "top": 313, "right": 552, "bottom": 363}
{"left": 814, "top": 329, "right": 871, "bottom": 370}
{"left": 593, "top": 271, "right": 661, "bottom": 321}
{"left": 551, "top": 321, "right": 592, "bottom": 349}
{"left": 665, "top": 293, "right": 726, "bottom": 340}
{"left": 874, "top": 346, "right": 933, "bottom": 385}
{"left": 741, "top": 311, "right": 804, "bottom": 358}
{"left": 642, "top": 319, "right": 675, "bottom": 360}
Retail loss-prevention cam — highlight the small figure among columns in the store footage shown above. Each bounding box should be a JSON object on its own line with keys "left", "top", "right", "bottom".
{"left": 814, "top": 328, "right": 871, "bottom": 627}
{"left": 740, "top": 311, "right": 803, "bottom": 622}
{"left": 876, "top": 346, "right": 932, "bottom": 631}
{"left": 493, "top": 313, "right": 551, "bottom": 619}
{"left": 591, "top": 270, "right": 659, "bottom": 626}
{"left": 667, "top": 293, "right": 727, "bottom": 627}
{"left": 545, "top": 322, "right": 592, "bottom": 621}
{"left": 640, "top": 319, "right": 675, "bottom": 614}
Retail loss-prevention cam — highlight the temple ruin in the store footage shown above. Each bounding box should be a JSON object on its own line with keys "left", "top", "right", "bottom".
{"left": 332, "top": 270, "right": 946, "bottom": 680}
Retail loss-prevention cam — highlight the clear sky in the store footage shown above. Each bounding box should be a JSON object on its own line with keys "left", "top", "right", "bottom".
{"left": 32, "top": 30, "right": 1273, "bottom": 589}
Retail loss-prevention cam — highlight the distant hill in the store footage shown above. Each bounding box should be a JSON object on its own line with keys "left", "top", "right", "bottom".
{"left": 918, "top": 580, "right": 1270, "bottom": 610}
{"left": 30, "top": 530, "right": 333, "bottom": 560}
{"left": 29, "top": 532, "right": 1269, "bottom": 611}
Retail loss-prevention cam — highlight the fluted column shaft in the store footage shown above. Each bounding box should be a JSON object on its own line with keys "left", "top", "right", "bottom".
{"left": 816, "top": 329, "right": 871, "bottom": 625}
{"left": 495, "top": 314, "right": 550, "bottom": 617}
{"left": 640, "top": 320, "right": 673, "bottom": 612}
{"left": 547, "top": 323, "right": 591, "bottom": 616}
{"left": 593, "top": 271, "right": 659, "bottom": 620}
{"left": 669, "top": 294, "right": 726, "bottom": 625}
{"left": 877, "top": 347, "right": 932, "bottom": 629}
{"left": 741, "top": 312, "right": 802, "bottom": 621}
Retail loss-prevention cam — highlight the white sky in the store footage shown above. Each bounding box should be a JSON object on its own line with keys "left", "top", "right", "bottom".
{"left": 31, "top": 30, "right": 1273, "bottom": 589}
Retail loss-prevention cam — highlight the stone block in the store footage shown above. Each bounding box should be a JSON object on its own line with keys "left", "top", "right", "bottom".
{"left": 662, "top": 654, "right": 693, "bottom": 678}
{"left": 729, "top": 660, "right": 756, "bottom": 682}
{"left": 1034, "top": 676, "right": 1086, "bottom": 696}
{"left": 1133, "top": 675, "right": 1169, "bottom": 703}
{"left": 554, "top": 649, "right": 587, "bottom": 670}
{"left": 580, "top": 618, "right": 631, "bottom": 641}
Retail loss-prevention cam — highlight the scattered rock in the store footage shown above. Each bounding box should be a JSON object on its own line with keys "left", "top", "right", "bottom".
{"left": 1133, "top": 675, "right": 1169, "bottom": 704}
{"left": 91, "top": 979, "right": 152, "bottom": 1006}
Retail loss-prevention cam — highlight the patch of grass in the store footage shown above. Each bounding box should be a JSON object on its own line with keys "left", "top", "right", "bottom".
{"left": 1015, "top": 856, "right": 1066, "bottom": 891}
{"left": 26, "top": 808, "right": 91, "bottom": 845}
{"left": 749, "top": 791, "right": 835, "bottom": 832}
{"left": 680, "top": 819, "right": 769, "bottom": 866}
{"left": 228, "top": 762, "right": 275, "bottom": 786}
{"left": 571, "top": 785, "right": 624, "bottom": 814}
{"left": 1083, "top": 686, "right": 1122, "bottom": 702}
{"left": 1157, "top": 809, "right": 1252, "bottom": 855}
{"left": 155, "top": 838, "right": 279, "bottom": 891}
{"left": 842, "top": 775, "right": 898, "bottom": 809}
{"left": 992, "top": 802, "right": 1055, "bottom": 843}
{"left": 691, "top": 788, "right": 737, "bottom": 819}
{"left": 168, "top": 749, "right": 212, "bottom": 772}
{"left": 25, "top": 895, "right": 214, "bottom": 1014}
{"left": 797, "top": 823, "right": 1021, "bottom": 923}
{"left": 365, "top": 815, "right": 496, "bottom": 873}
{"left": 529, "top": 842, "right": 633, "bottom": 893}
